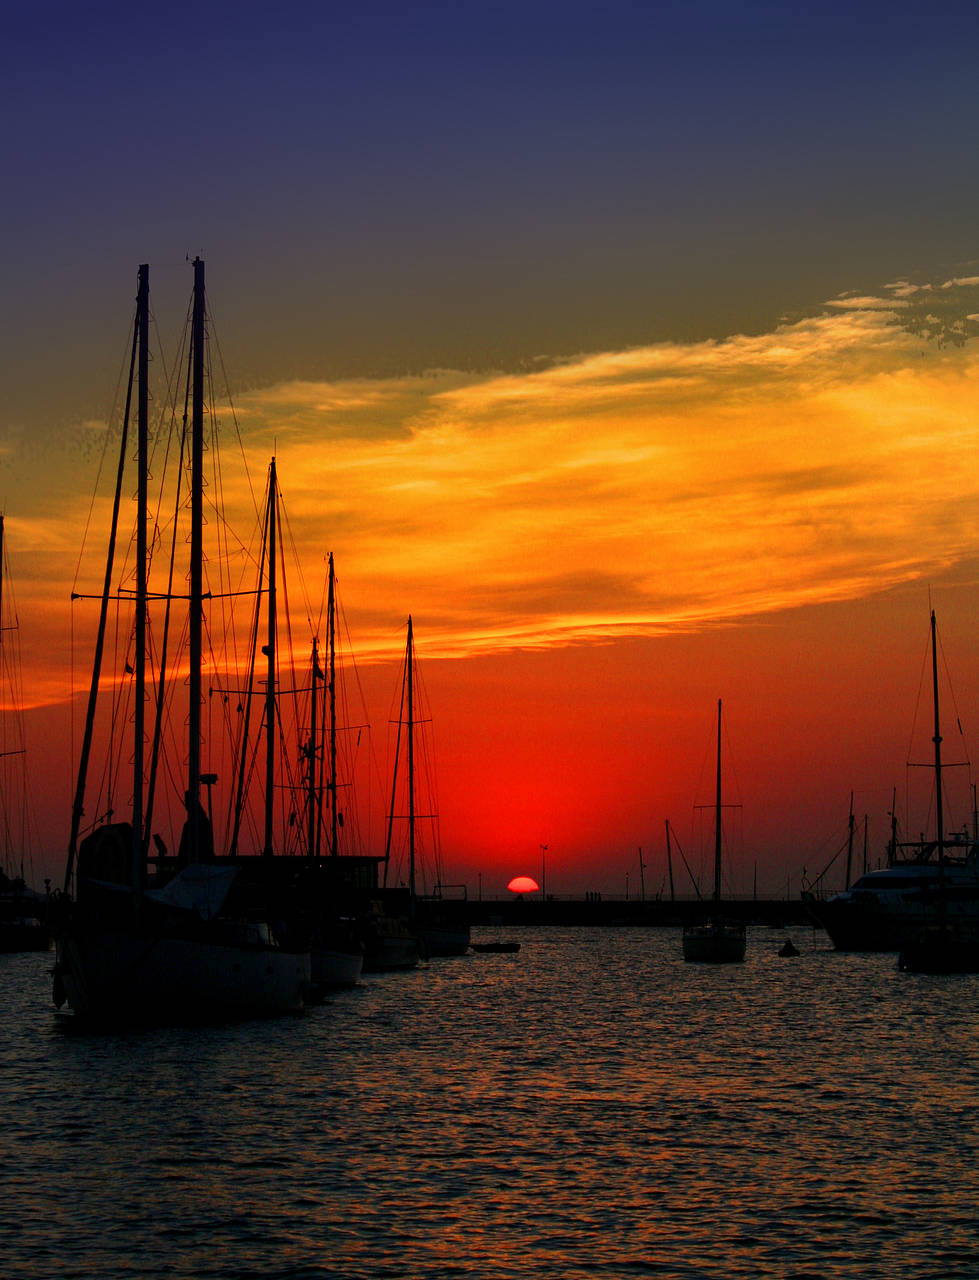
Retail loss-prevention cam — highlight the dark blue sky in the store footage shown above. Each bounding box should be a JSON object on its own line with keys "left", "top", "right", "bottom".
{"left": 3, "top": 0, "right": 978, "bottom": 426}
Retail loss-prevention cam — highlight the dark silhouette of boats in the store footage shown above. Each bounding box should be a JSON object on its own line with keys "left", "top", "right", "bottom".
{"left": 52, "top": 262, "right": 310, "bottom": 1024}
{"left": 471, "top": 941, "right": 520, "bottom": 953}
{"left": 0, "top": 515, "right": 49, "bottom": 953}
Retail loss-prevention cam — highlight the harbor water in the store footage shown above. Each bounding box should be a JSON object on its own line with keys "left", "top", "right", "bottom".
{"left": 3, "top": 927, "right": 978, "bottom": 1279}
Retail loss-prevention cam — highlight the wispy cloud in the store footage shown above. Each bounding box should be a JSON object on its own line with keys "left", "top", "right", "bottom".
{"left": 10, "top": 276, "right": 979, "bottom": 691}
{"left": 218, "top": 287, "right": 979, "bottom": 658}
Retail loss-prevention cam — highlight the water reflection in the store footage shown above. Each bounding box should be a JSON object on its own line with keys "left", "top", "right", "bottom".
{"left": 2, "top": 931, "right": 979, "bottom": 1277}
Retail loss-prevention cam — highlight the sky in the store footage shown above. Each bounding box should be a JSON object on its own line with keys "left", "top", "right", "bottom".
{"left": 2, "top": 1, "right": 979, "bottom": 897}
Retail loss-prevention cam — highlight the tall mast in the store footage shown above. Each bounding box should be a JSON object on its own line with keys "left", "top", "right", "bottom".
{"left": 407, "top": 615, "right": 416, "bottom": 911}
{"left": 187, "top": 257, "right": 205, "bottom": 863}
{"left": 665, "top": 818, "right": 675, "bottom": 903}
{"left": 65, "top": 267, "right": 140, "bottom": 892}
{"left": 307, "top": 636, "right": 318, "bottom": 858}
{"left": 328, "top": 552, "right": 338, "bottom": 857}
{"left": 713, "top": 698, "right": 722, "bottom": 902}
{"left": 931, "top": 609, "right": 945, "bottom": 886}
{"left": 845, "top": 791, "right": 855, "bottom": 888}
{"left": 132, "top": 262, "right": 149, "bottom": 895}
{"left": 263, "top": 457, "right": 277, "bottom": 858}
{"left": 888, "top": 787, "right": 897, "bottom": 868}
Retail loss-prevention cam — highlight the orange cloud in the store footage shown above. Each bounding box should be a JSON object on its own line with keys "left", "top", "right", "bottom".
{"left": 217, "top": 288, "right": 979, "bottom": 660}
{"left": 8, "top": 278, "right": 979, "bottom": 702}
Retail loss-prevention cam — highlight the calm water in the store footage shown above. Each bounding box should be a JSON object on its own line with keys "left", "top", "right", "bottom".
{"left": 3, "top": 927, "right": 979, "bottom": 1279}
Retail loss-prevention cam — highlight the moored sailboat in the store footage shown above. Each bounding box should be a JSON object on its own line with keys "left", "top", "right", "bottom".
{"left": 898, "top": 611, "right": 979, "bottom": 974}
{"left": 52, "top": 262, "right": 310, "bottom": 1024}
{"left": 0, "top": 515, "right": 49, "bottom": 952}
{"left": 682, "top": 699, "right": 747, "bottom": 963}
{"left": 803, "top": 611, "right": 979, "bottom": 955}
{"left": 369, "top": 616, "right": 470, "bottom": 967}
{"left": 301, "top": 555, "right": 364, "bottom": 988}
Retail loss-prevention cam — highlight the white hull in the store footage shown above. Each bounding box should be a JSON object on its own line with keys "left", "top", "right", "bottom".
{"left": 311, "top": 946, "right": 363, "bottom": 987}
{"left": 806, "top": 860, "right": 979, "bottom": 951}
{"left": 683, "top": 921, "right": 747, "bottom": 964}
{"left": 55, "top": 930, "right": 310, "bottom": 1024}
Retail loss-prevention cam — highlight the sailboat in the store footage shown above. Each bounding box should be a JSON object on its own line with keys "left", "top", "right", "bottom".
{"left": 803, "top": 612, "right": 979, "bottom": 954}
{"left": 0, "top": 513, "right": 48, "bottom": 952}
{"left": 51, "top": 261, "right": 311, "bottom": 1024}
{"left": 367, "top": 616, "right": 470, "bottom": 967}
{"left": 681, "top": 699, "right": 747, "bottom": 963}
{"left": 302, "top": 555, "right": 364, "bottom": 988}
{"left": 898, "top": 611, "right": 979, "bottom": 974}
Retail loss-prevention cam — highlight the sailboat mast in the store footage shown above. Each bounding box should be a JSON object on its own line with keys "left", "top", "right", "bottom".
{"left": 264, "top": 457, "right": 277, "bottom": 858}
{"left": 407, "top": 615, "right": 416, "bottom": 909}
{"left": 714, "top": 698, "right": 722, "bottom": 902}
{"left": 328, "top": 552, "right": 338, "bottom": 857}
{"left": 65, "top": 268, "right": 140, "bottom": 892}
{"left": 665, "top": 818, "right": 675, "bottom": 902}
{"left": 845, "top": 791, "right": 855, "bottom": 888}
{"left": 888, "top": 787, "right": 897, "bottom": 868}
{"left": 132, "top": 262, "right": 149, "bottom": 895}
{"left": 308, "top": 636, "right": 318, "bottom": 858}
{"left": 931, "top": 610, "right": 945, "bottom": 871}
{"left": 187, "top": 257, "right": 205, "bottom": 863}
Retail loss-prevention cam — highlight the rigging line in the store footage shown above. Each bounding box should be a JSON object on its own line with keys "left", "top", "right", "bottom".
{"left": 144, "top": 393, "right": 188, "bottom": 857}
{"left": 228, "top": 480, "right": 268, "bottom": 857}
{"left": 70, "top": 311, "right": 136, "bottom": 596}
{"left": 937, "top": 626, "right": 972, "bottom": 767}
{"left": 277, "top": 493, "right": 318, "bottom": 633}
{"left": 209, "top": 315, "right": 262, "bottom": 525}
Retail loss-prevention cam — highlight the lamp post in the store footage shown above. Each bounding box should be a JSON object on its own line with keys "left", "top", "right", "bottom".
{"left": 540, "top": 843, "right": 548, "bottom": 899}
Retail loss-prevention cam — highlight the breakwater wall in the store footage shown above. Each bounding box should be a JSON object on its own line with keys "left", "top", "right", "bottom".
{"left": 429, "top": 897, "right": 817, "bottom": 928}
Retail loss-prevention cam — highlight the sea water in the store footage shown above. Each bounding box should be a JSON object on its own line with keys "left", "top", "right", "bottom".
{"left": 2, "top": 927, "right": 978, "bottom": 1279}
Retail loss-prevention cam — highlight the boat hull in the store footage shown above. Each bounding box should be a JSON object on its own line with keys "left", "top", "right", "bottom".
{"left": 805, "top": 866, "right": 979, "bottom": 952}
{"left": 54, "top": 929, "right": 310, "bottom": 1025}
{"left": 418, "top": 923, "right": 471, "bottom": 957}
{"left": 898, "top": 926, "right": 979, "bottom": 974}
{"left": 311, "top": 946, "right": 363, "bottom": 987}
{"left": 682, "top": 921, "right": 747, "bottom": 963}
{"left": 361, "top": 933, "right": 419, "bottom": 972}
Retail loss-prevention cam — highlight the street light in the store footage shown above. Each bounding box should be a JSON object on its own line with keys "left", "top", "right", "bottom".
{"left": 540, "top": 843, "right": 548, "bottom": 899}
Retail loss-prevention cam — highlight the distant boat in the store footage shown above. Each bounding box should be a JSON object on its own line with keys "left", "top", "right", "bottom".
{"left": 0, "top": 515, "right": 49, "bottom": 953}
{"left": 898, "top": 611, "right": 979, "bottom": 974}
{"left": 803, "top": 611, "right": 979, "bottom": 957}
{"left": 52, "top": 262, "right": 310, "bottom": 1024}
{"left": 682, "top": 699, "right": 747, "bottom": 964}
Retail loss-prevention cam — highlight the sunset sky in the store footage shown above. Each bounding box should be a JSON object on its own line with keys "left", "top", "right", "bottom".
{"left": 2, "top": 2, "right": 979, "bottom": 897}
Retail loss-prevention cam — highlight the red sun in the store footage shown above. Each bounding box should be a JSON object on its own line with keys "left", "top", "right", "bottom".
{"left": 507, "top": 875, "right": 540, "bottom": 894}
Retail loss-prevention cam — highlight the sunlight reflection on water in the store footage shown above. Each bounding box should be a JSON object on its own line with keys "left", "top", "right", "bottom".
{"left": 3, "top": 928, "right": 979, "bottom": 1278}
